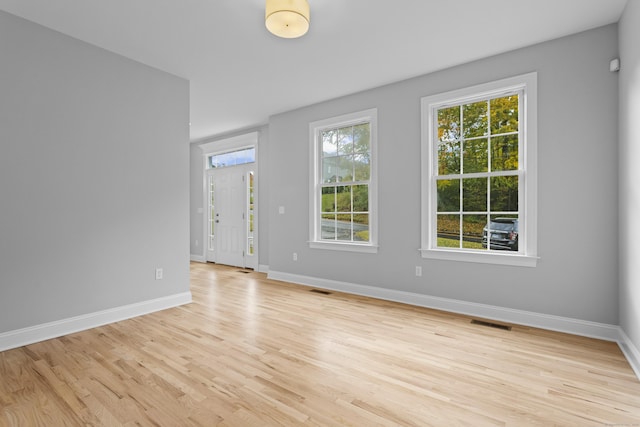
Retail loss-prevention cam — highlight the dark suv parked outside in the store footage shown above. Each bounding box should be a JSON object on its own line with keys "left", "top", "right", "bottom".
{"left": 482, "top": 218, "right": 518, "bottom": 251}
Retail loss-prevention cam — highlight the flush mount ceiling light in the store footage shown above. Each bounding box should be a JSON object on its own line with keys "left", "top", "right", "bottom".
{"left": 265, "top": 0, "right": 310, "bottom": 39}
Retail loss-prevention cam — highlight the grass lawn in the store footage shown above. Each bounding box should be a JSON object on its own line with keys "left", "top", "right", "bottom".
{"left": 437, "top": 237, "right": 484, "bottom": 250}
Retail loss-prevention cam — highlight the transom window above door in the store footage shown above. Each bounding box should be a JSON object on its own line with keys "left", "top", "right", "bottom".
{"left": 207, "top": 147, "right": 255, "bottom": 169}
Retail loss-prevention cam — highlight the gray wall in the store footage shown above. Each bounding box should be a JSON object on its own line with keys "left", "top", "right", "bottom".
{"left": 0, "top": 11, "right": 190, "bottom": 333}
{"left": 619, "top": 2, "right": 640, "bottom": 351}
{"left": 267, "top": 24, "right": 619, "bottom": 324}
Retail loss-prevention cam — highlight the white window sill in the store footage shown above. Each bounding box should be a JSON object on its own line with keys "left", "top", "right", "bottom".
{"left": 419, "top": 248, "right": 538, "bottom": 267}
{"left": 310, "top": 241, "right": 378, "bottom": 253}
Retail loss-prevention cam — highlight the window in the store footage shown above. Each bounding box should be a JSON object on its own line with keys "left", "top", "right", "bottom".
{"left": 207, "top": 147, "right": 255, "bottom": 169}
{"left": 309, "top": 109, "right": 378, "bottom": 252}
{"left": 247, "top": 171, "right": 255, "bottom": 256}
{"left": 420, "top": 73, "right": 537, "bottom": 267}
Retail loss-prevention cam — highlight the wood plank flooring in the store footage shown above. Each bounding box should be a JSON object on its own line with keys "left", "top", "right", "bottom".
{"left": 1, "top": 262, "right": 639, "bottom": 426}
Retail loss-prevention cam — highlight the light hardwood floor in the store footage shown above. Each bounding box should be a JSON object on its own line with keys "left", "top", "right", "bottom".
{"left": 1, "top": 262, "right": 639, "bottom": 426}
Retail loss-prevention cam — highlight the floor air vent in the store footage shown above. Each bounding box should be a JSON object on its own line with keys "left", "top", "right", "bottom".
{"left": 237, "top": 270, "right": 251, "bottom": 274}
{"left": 310, "top": 289, "right": 332, "bottom": 295}
{"left": 470, "top": 319, "right": 512, "bottom": 331}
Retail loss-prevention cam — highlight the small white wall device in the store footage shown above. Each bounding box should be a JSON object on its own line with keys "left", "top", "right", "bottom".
{"left": 610, "top": 58, "right": 621, "bottom": 72}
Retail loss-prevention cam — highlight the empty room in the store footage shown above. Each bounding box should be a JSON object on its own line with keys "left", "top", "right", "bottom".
{"left": 1, "top": 0, "right": 640, "bottom": 425}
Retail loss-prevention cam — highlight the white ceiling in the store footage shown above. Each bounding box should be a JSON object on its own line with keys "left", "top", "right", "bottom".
{"left": 0, "top": 0, "right": 628, "bottom": 142}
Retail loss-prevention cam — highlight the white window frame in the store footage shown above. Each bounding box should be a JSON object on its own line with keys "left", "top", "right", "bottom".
{"left": 309, "top": 108, "right": 378, "bottom": 253}
{"left": 420, "top": 73, "right": 538, "bottom": 267}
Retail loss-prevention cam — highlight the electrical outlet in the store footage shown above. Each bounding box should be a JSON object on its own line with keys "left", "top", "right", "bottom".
{"left": 415, "top": 266, "right": 422, "bottom": 277}
{"left": 293, "top": 252, "right": 298, "bottom": 261}
{"left": 155, "top": 268, "right": 163, "bottom": 280}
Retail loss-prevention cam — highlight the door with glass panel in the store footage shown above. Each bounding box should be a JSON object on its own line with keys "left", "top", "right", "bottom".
{"left": 205, "top": 147, "right": 257, "bottom": 269}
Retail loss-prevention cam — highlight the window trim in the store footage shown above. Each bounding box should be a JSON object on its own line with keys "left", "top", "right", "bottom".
{"left": 309, "top": 108, "right": 378, "bottom": 253}
{"left": 420, "top": 73, "right": 538, "bottom": 267}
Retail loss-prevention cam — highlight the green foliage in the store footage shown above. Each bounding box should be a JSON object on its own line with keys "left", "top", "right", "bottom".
{"left": 490, "top": 96, "right": 518, "bottom": 134}
{"left": 463, "top": 101, "right": 488, "bottom": 138}
{"left": 437, "top": 237, "right": 483, "bottom": 249}
{"left": 319, "top": 122, "right": 372, "bottom": 239}
{"left": 436, "top": 94, "right": 519, "bottom": 215}
{"left": 436, "top": 95, "right": 519, "bottom": 175}
{"left": 437, "top": 179, "right": 460, "bottom": 212}
{"left": 437, "top": 215, "right": 485, "bottom": 236}
{"left": 321, "top": 184, "right": 369, "bottom": 224}
{"left": 322, "top": 123, "right": 371, "bottom": 183}
{"left": 463, "top": 178, "right": 487, "bottom": 212}
{"left": 355, "top": 230, "right": 369, "bottom": 241}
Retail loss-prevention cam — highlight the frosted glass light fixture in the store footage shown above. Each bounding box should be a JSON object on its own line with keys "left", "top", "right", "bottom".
{"left": 265, "top": 0, "right": 310, "bottom": 39}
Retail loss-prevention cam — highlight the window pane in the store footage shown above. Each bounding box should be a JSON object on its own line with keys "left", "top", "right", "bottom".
{"left": 437, "top": 179, "right": 460, "bottom": 212}
{"left": 208, "top": 148, "right": 255, "bottom": 170}
{"left": 336, "top": 186, "right": 352, "bottom": 212}
{"left": 322, "top": 130, "right": 337, "bottom": 157}
{"left": 462, "top": 178, "right": 487, "bottom": 212}
{"left": 337, "top": 126, "right": 353, "bottom": 155}
{"left": 491, "top": 134, "right": 518, "bottom": 171}
{"left": 353, "top": 124, "right": 370, "bottom": 153}
{"left": 336, "top": 214, "right": 353, "bottom": 241}
{"left": 209, "top": 177, "right": 215, "bottom": 250}
{"left": 438, "top": 106, "right": 460, "bottom": 142}
{"left": 485, "top": 215, "right": 519, "bottom": 251}
{"left": 237, "top": 148, "right": 255, "bottom": 164}
{"left": 336, "top": 155, "right": 354, "bottom": 182}
{"left": 463, "top": 138, "right": 488, "bottom": 173}
{"left": 219, "top": 152, "right": 235, "bottom": 167}
{"left": 490, "top": 176, "right": 518, "bottom": 212}
{"left": 490, "top": 95, "right": 519, "bottom": 135}
{"left": 353, "top": 214, "right": 369, "bottom": 242}
{"left": 323, "top": 157, "right": 337, "bottom": 183}
{"left": 321, "top": 186, "right": 336, "bottom": 212}
{"left": 321, "top": 214, "right": 336, "bottom": 240}
{"left": 353, "top": 185, "right": 368, "bottom": 212}
{"left": 354, "top": 213, "right": 369, "bottom": 225}
{"left": 438, "top": 141, "right": 461, "bottom": 175}
{"left": 247, "top": 171, "right": 255, "bottom": 256}
{"left": 437, "top": 214, "right": 460, "bottom": 248}
{"left": 354, "top": 153, "right": 370, "bottom": 181}
{"left": 463, "top": 101, "right": 488, "bottom": 138}
{"left": 462, "top": 214, "right": 486, "bottom": 249}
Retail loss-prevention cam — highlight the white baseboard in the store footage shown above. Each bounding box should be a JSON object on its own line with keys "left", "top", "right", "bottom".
{"left": 190, "top": 254, "right": 206, "bottom": 263}
{"left": 268, "top": 271, "right": 640, "bottom": 379}
{"left": 0, "top": 292, "right": 192, "bottom": 352}
{"left": 267, "top": 270, "right": 621, "bottom": 343}
{"left": 618, "top": 328, "right": 640, "bottom": 379}
{"left": 268, "top": 271, "right": 620, "bottom": 341}
{"left": 258, "top": 264, "right": 269, "bottom": 273}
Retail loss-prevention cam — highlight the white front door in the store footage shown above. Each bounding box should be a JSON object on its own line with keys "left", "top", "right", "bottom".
{"left": 206, "top": 164, "right": 256, "bottom": 269}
